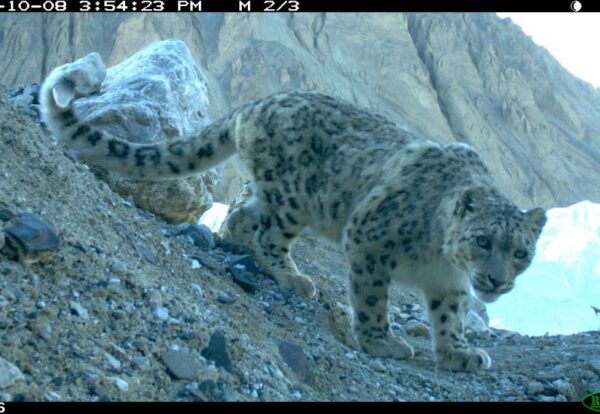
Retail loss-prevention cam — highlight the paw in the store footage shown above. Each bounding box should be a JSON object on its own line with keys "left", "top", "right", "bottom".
{"left": 277, "top": 272, "right": 317, "bottom": 299}
{"left": 359, "top": 335, "right": 414, "bottom": 360}
{"left": 436, "top": 347, "right": 491, "bottom": 372}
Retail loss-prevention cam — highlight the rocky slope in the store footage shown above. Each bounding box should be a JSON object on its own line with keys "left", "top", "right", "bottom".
{"left": 0, "top": 13, "right": 599, "bottom": 207}
{"left": 1, "top": 89, "right": 599, "bottom": 402}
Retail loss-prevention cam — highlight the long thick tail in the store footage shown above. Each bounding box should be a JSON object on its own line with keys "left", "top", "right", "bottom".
{"left": 40, "top": 57, "right": 237, "bottom": 180}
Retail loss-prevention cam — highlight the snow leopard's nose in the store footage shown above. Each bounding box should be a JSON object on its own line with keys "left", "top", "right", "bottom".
{"left": 487, "top": 274, "right": 503, "bottom": 288}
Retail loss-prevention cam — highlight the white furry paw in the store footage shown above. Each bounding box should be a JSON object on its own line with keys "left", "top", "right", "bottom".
{"left": 436, "top": 347, "right": 492, "bottom": 372}
{"left": 359, "top": 335, "right": 415, "bottom": 360}
{"left": 277, "top": 272, "right": 317, "bottom": 299}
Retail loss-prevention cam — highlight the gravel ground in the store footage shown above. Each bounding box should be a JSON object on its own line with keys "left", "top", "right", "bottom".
{"left": 0, "top": 89, "right": 598, "bottom": 402}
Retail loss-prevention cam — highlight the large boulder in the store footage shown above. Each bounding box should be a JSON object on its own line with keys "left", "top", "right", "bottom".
{"left": 71, "top": 39, "right": 214, "bottom": 223}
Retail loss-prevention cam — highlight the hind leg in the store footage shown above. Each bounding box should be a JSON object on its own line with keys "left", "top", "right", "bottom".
{"left": 221, "top": 195, "right": 261, "bottom": 247}
{"left": 252, "top": 189, "right": 316, "bottom": 298}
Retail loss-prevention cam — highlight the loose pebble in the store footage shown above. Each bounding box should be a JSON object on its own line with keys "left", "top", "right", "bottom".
{"left": 0, "top": 357, "right": 25, "bottom": 388}
{"left": 160, "top": 350, "right": 200, "bottom": 380}
{"left": 276, "top": 340, "right": 313, "bottom": 383}
{"left": 369, "top": 359, "right": 387, "bottom": 373}
{"left": 201, "top": 330, "right": 233, "bottom": 373}
{"left": 403, "top": 319, "right": 430, "bottom": 337}
{"left": 153, "top": 306, "right": 169, "bottom": 321}
{"left": 69, "top": 301, "right": 90, "bottom": 319}
{"left": 108, "top": 377, "right": 129, "bottom": 392}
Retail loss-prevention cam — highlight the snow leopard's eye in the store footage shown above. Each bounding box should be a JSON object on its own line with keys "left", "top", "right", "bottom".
{"left": 476, "top": 236, "right": 491, "bottom": 249}
{"left": 514, "top": 250, "right": 528, "bottom": 259}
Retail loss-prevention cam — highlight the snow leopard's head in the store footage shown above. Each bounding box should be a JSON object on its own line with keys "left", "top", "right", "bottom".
{"left": 443, "top": 186, "right": 547, "bottom": 303}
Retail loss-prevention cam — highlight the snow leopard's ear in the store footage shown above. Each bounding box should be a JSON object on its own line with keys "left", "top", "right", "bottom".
{"left": 52, "top": 78, "right": 76, "bottom": 109}
{"left": 455, "top": 186, "right": 486, "bottom": 218}
{"left": 524, "top": 207, "right": 547, "bottom": 238}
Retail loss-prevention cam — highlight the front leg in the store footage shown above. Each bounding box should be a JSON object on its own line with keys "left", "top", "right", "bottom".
{"left": 427, "top": 290, "right": 491, "bottom": 371}
{"left": 349, "top": 253, "right": 414, "bottom": 360}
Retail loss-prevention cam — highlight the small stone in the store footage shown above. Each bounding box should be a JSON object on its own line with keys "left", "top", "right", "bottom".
{"left": 464, "top": 310, "right": 491, "bottom": 334}
{"left": 189, "top": 380, "right": 215, "bottom": 401}
{"left": 216, "top": 238, "right": 254, "bottom": 256}
{"left": 191, "top": 259, "right": 201, "bottom": 269}
{"left": 217, "top": 294, "right": 237, "bottom": 305}
{"left": 0, "top": 357, "right": 25, "bottom": 388}
{"left": 538, "top": 395, "right": 556, "bottom": 402}
{"left": 194, "top": 252, "right": 223, "bottom": 271}
{"left": 589, "top": 359, "right": 600, "bottom": 375}
{"left": 291, "top": 391, "right": 302, "bottom": 400}
{"left": 294, "top": 316, "right": 306, "bottom": 325}
{"left": 69, "top": 301, "right": 90, "bottom": 319}
{"left": 122, "top": 196, "right": 135, "bottom": 207}
{"left": 525, "top": 380, "right": 544, "bottom": 395}
{"left": 103, "top": 352, "right": 122, "bottom": 370}
{"left": 160, "top": 350, "right": 200, "bottom": 380}
{"left": 173, "top": 223, "right": 215, "bottom": 251}
{"left": 153, "top": 306, "right": 169, "bottom": 321}
{"left": 108, "top": 377, "right": 129, "bottom": 392}
{"left": 0, "top": 207, "right": 16, "bottom": 221}
{"left": 201, "top": 330, "right": 233, "bottom": 372}
{"left": 44, "top": 391, "right": 61, "bottom": 401}
{"left": 555, "top": 395, "right": 567, "bottom": 402}
{"left": 2, "top": 212, "right": 60, "bottom": 263}
{"left": 191, "top": 283, "right": 204, "bottom": 297}
{"left": 108, "top": 278, "right": 121, "bottom": 286}
{"left": 403, "top": 319, "right": 430, "bottom": 337}
{"left": 219, "top": 385, "right": 237, "bottom": 402}
{"left": 368, "top": 359, "right": 387, "bottom": 373}
{"left": 228, "top": 267, "right": 259, "bottom": 294}
{"left": 390, "top": 322, "right": 406, "bottom": 334}
{"left": 226, "top": 255, "right": 261, "bottom": 275}
{"left": 131, "top": 356, "right": 150, "bottom": 371}
{"left": 552, "top": 379, "right": 575, "bottom": 398}
{"left": 275, "top": 340, "right": 313, "bottom": 383}
{"left": 109, "top": 262, "right": 127, "bottom": 275}
{"left": 410, "top": 304, "right": 422, "bottom": 312}
{"left": 138, "top": 246, "right": 158, "bottom": 265}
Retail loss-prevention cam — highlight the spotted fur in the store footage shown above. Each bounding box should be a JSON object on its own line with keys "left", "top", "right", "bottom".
{"left": 40, "top": 60, "right": 547, "bottom": 371}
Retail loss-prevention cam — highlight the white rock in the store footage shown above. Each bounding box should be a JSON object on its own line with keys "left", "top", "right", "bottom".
{"left": 552, "top": 379, "right": 575, "bottom": 398}
{"left": 191, "top": 283, "right": 204, "bottom": 297}
{"left": 69, "top": 301, "right": 90, "bottom": 319}
{"left": 44, "top": 391, "right": 61, "bottom": 401}
{"left": 108, "top": 377, "right": 129, "bottom": 392}
{"left": 191, "top": 259, "right": 201, "bottom": 269}
{"left": 67, "top": 40, "right": 213, "bottom": 223}
{"left": 104, "top": 352, "right": 122, "bottom": 370}
{"left": 154, "top": 306, "right": 169, "bottom": 321}
{"left": 0, "top": 357, "right": 25, "bottom": 389}
{"left": 464, "top": 310, "right": 491, "bottom": 334}
{"left": 369, "top": 359, "right": 387, "bottom": 373}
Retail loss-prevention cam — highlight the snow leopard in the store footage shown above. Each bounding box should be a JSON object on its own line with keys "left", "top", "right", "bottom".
{"left": 40, "top": 56, "right": 547, "bottom": 371}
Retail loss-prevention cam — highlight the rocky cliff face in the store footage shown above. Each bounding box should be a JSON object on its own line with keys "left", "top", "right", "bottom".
{"left": 1, "top": 13, "right": 599, "bottom": 207}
